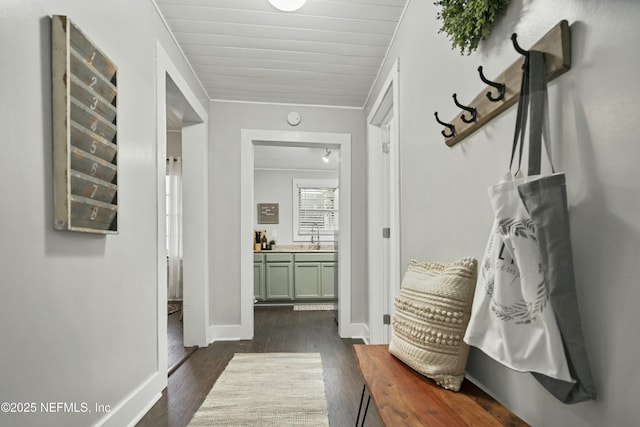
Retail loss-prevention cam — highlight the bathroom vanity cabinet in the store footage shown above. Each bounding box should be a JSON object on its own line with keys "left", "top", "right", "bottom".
{"left": 254, "top": 251, "right": 337, "bottom": 302}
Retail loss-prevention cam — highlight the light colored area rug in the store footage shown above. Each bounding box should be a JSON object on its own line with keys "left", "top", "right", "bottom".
{"left": 293, "top": 303, "right": 337, "bottom": 311}
{"left": 188, "top": 353, "right": 329, "bottom": 426}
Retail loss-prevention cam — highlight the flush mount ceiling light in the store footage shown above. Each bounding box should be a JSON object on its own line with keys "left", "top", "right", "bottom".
{"left": 268, "top": 0, "right": 307, "bottom": 12}
{"left": 322, "top": 148, "right": 332, "bottom": 163}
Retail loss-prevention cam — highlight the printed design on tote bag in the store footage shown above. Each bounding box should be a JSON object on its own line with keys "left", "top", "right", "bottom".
{"left": 490, "top": 277, "right": 548, "bottom": 324}
{"left": 498, "top": 218, "right": 537, "bottom": 242}
{"left": 481, "top": 221, "right": 549, "bottom": 325}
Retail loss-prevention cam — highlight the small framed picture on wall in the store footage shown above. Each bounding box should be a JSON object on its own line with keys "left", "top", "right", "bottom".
{"left": 258, "top": 203, "right": 279, "bottom": 224}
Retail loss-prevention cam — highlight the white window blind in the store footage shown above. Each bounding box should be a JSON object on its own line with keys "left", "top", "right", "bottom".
{"left": 293, "top": 179, "right": 338, "bottom": 240}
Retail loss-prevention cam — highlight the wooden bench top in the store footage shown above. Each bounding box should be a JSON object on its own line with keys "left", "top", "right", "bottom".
{"left": 353, "top": 344, "right": 529, "bottom": 427}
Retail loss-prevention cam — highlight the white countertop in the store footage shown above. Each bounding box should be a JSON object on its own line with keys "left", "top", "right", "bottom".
{"left": 255, "top": 245, "right": 335, "bottom": 253}
{"left": 255, "top": 249, "right": 336, "bottom": 253}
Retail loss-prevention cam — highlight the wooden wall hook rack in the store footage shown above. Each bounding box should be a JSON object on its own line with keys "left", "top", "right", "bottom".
{"left": 440, "top": 20, "right": 571, "bottom": 147}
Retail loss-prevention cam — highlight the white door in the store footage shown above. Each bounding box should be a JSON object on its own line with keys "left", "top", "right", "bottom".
{"left": 367, "top": 59, "right": 400, "bottom": 344}
{"left": 381, "top": 123, "right": 392, "bottom": 342}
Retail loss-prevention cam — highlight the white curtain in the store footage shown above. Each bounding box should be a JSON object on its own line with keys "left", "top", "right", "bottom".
{"left": 167, "top": 156, "right": 183, "bottom": 300}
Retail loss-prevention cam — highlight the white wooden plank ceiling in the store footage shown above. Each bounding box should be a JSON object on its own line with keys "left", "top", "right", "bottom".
{"left": 154, "top": 0, "right": 408, "bottom": 107}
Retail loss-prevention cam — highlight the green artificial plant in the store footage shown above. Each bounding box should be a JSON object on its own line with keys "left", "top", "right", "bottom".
{"left": 435, "top": 0, "right": 511, "bottom": 55}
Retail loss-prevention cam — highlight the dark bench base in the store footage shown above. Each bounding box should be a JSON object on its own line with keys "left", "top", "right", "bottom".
{"left": 353, "top": 344, "right": 529, "bottom": 426}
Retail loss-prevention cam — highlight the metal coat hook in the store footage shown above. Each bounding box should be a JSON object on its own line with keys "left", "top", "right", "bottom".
{"left": 477, "top": 66, "right": 506, "bottom": 102}
{"left": 439, "top": 20, "right": 571, "bottom": 147}
{"left": 511, "top": 33, "right": 529, "bottom": 57}
{"left": 452, "top": 93, "right": 477, "bottom": 123}
{"left": 434, "top": 112, "right": 455, "bottom": 138}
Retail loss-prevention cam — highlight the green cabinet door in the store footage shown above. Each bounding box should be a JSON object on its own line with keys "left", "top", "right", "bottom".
{"left": 294, "top": 263, "right": 321, "bottom": 299}
{"left": 254, "top": 262, "right": 265, "bottom": 301}
{"left": 320, "top": 262, "right": 335, "bottom": 298}
{"left": 254, "top": 253, "right": 265, "bottom": 301}
{"left": 292, "top": 253, "right": 337, "bottom": 301}
{"left": 265, "top": 259, "right": 294, "bottom": 300}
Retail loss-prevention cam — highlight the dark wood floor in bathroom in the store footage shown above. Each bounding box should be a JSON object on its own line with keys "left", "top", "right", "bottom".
{"left": 137, "top": 306, "right": 382, "bottom": 427}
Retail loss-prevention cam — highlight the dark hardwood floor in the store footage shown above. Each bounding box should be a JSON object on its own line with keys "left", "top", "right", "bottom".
{"left": 137, "top": 306, "right": 382, "bottom": 427}
{"left": 167, "top": 310, "right": 197, "bottom": 376}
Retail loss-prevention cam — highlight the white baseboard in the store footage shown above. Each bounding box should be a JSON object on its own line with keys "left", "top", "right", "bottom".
{"left": 98, "top": 372, "right": 165, "bottom": 427}
{"left": 208, "top": 320, "right": 369, "bottom": 343}
{"left": 208, "top": 324, "right": 251, "bottom": 342}
{"left": 347, "top": 322, "right": 369, "bottom": 342}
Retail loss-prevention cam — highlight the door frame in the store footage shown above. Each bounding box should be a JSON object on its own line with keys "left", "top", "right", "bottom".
{"left": 240, "top": 129, "right": 352, "bottom": 338}
{"left": 367, "top": 59, "right": 401, "bottom": 344}
{"left": 155, "top": 40, "right": 209, "bottom": 376}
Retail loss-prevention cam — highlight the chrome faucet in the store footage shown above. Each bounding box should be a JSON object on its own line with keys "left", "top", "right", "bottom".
{"left": 310, "top": 223, "right": 321, "bottom": 250}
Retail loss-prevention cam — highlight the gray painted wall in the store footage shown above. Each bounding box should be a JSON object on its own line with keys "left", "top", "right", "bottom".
{"left": 7, "top": 0, "right": 635, "bottom": 425}
{"left": 366, "top": 0, "right": 640, "bottom": 425}
{"left": 254, "top": 169, "right": 338, "bottom": 246}
{"left": 208, "top": 101, "right": 367, "bottom": 326}
{"left": 0, "top": 1, "right": 207, "bottom": 426}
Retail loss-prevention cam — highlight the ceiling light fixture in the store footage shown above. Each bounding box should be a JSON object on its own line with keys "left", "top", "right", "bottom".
{"left": 322, "top": 148, "right": 331, "bottom": 163}
{"left": 268, "top": 0, "right": 307, "bottom": 12}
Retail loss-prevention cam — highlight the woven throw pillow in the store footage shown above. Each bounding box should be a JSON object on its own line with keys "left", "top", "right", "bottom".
{"left": 389, "top": 257, "right": 478, "bottom": 391}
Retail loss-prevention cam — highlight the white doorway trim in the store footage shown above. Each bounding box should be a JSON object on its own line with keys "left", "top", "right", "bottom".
{"left": 240, "top": 129, "right": 352, "bottom": 339}
{"left": 367, "top": 59, "right": 401, "bottom": 344}
{"left": 155, "top": 40, "right": 209, "bottom": 374}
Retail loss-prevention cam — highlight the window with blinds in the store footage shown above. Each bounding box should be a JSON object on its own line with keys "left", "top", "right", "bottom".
{"left": 293, "top": 179, "right": 339, "bottom": 240}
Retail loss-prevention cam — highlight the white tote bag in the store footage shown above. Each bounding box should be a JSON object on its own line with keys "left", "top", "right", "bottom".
{"left": 463, "top": 173, "right": 572, "bottom": 382}
{"left": 464, "top": 51, "right": 573, "bottom": 383}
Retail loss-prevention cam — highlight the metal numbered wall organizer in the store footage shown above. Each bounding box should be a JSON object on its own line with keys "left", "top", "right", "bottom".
{"left": 52, "top": 15, "right": 118, "bottom": 234}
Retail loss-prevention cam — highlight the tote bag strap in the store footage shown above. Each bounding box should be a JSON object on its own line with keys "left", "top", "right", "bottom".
{"left": 527, "top": 51, "right": 555, "bottom": 175}
{"left": 509, "top": 56, "right": 530, "bottom": 175}
{"left": 509, "top": 51, "right": 555, "bottom": 176}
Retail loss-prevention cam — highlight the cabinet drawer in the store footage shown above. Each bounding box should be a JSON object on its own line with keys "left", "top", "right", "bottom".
{"left": 266, "top": 252, "right": 293, "bottom": 262}
{"left": 294, "top": 252, "right": 337, "bottom": 262}
{"left": 254, "top": 253, "right": 264, "bottom": 262}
